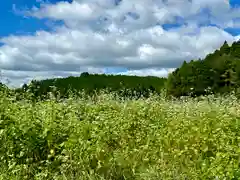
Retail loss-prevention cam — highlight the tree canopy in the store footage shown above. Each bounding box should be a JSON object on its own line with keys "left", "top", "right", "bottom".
{"left": 166, "top": 40, "right": 240, "bottom": 97}
{"left": 16, "top": 73, "right": 167, "bottom": 100}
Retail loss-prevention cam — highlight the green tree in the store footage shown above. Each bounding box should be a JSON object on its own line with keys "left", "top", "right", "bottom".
{"left": 231, "top": 40, "right": 240, "bottom": 58}
{"left": 167, "top": 40, "right": 240, "bottom": 97}
{"left": 219, "top": 40, "right": 230, "bottom": 55}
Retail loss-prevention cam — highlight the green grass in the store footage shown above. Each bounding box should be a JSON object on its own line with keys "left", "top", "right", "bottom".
{"left": 1, "top": 90, "right": 240, "bottom": 179}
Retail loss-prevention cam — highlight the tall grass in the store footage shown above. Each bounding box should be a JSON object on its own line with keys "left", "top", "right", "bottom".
{"left": 1, "top": 90, "right": 240, "bottom": 179}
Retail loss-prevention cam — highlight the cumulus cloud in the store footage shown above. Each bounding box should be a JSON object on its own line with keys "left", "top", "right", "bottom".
{"left": 0, "top": 0, "right": 239, "bottom": 87}
{"left": 28, "top": 0, "right": 240, "bottom": 29}
{"left": 0, "top": 67, "right": 105, "bottom": 88}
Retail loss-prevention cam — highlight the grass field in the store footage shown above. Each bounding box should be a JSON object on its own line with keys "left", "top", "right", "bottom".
{"left": 1, "top": 90, "right": 240, "bottom": 179}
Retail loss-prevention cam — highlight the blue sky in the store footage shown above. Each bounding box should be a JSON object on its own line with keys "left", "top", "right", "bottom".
{"left": 0, "top": 0, "right": 239, "bottom": 37}
{"left": 0, "top": 0, "right": 68, "bottom": 37}
{"left": 0, "top": 0, "right": 239, "bottom": 87}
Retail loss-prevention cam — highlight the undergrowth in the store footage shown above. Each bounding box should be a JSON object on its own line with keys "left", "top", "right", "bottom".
{"left": 1, "top": 90, "right": 240, "bottom": 179}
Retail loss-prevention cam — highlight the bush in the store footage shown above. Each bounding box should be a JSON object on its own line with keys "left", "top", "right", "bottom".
{"left": 1, "top": 90, "right": 240, "bottom": 179}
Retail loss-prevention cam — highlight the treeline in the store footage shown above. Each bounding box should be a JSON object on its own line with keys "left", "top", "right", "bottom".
{"left": 15, "top": 73, "right": 167, "bottom": 100}
{"left": 166, "top": 40, "right": 240, "bottom": 97}
{"left": 3, "top": 40, "right": 240, "bottom": 100}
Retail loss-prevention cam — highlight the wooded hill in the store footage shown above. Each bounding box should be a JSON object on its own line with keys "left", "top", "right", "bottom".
{"left": 15, "top": 73, "right": 167, "bottom": 99}
{"left": 166, "top": 40, "right": 240, "bottom": 97}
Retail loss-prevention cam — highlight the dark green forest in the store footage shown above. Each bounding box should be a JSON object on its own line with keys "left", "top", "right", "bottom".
{"left": 14, "top": 73, "right": 167, "bottom": 100}
{"left": 166, "top": 40, "right": 240, "bottom": 97}
{"left": 2, "top": 40, "right": 240, "bottom": 99}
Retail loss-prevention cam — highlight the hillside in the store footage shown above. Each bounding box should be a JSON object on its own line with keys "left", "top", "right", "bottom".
{"left": 167, "top": 40, "right": 240, "bottom": 97}
{"left": 16, "top": 73, "right": 167, "bottom": 99}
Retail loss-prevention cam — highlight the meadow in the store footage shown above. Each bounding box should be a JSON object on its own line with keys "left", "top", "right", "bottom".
{"left": 1, "top": 90, "right": 240, "bottom": 179}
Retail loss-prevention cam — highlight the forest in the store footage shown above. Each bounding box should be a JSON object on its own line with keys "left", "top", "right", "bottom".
{"left": 166, "top": 40, "right": 240, "bottom": 97}
{"left": 14, "top": 73, "right": 167, "bottom": 100}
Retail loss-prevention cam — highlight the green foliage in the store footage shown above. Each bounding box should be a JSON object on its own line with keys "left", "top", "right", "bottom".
{"left": 80, "top": 72, "right": 90, "bottom": 77}
{"left": 167, "top": 40, "right": 240, "bottom": 97}
{"left": 231, "top": 41, "right": 240, "bottom": 58}
{"left": 0, "top": 82, "right": 9, "bottom": 92}
{"left": 1, "top": 90, "right": 240, "bottom": 179}
{"left": 2, "top": 38, "right": 240, "bottom": 179}
{"left": 15, "top": 74, "right": 166, "bottom": 100}
{"left": 220, "top": 41, "right": 231, "bottom": 55}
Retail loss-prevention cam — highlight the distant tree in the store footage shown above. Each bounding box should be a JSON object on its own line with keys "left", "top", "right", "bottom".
{"left": 80, "top": 72, "right": 90, "bottom": 77}
{"left": 22, "top": 83, "right": 28, "bottom": 92}
{"left": 220, "top": 40, "right": 230, "bottom": 55}
{"left": 19, "top": 74, "right": 167, "bottom": 100}
{"left": 231, "top": 40, "right": 240, "bottom": 58}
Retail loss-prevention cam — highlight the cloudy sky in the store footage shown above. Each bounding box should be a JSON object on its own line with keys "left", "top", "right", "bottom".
{"left": 0, "top": 0, "right": 239, "bottom": 88}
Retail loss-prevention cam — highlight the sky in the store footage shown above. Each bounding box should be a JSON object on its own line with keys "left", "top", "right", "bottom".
{"left": 0, "top": 0, "right": 239, "bottom": 88}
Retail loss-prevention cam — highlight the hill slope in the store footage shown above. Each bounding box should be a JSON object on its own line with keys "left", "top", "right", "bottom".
{"left": 17, "top": 73, "right": 167, "bottom": 99}
{"left": 167, "top": 40, "right": 240, "bottom": 97}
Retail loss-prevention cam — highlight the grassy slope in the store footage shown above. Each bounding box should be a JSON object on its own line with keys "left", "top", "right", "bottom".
{"left": 1, "top": 91, "right": 240, "bottom": 179}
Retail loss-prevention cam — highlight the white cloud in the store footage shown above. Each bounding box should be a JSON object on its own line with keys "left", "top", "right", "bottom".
{"left": 31, "top": 1, "right": 99, "bottom": 21}
{"left": 0, "top": 67, "right": 105, "bottom": 88}
{"left": 117, "top": 68, "right": 175, "bottom": 78}
{"left": 235, "top": 35, "right": 240, "bottom": 41}
{"left": 27, "top": 0, "right": 240, "bottom": 29}
{"left": 0, "top": 0, "right": 239, "bottom": 87}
